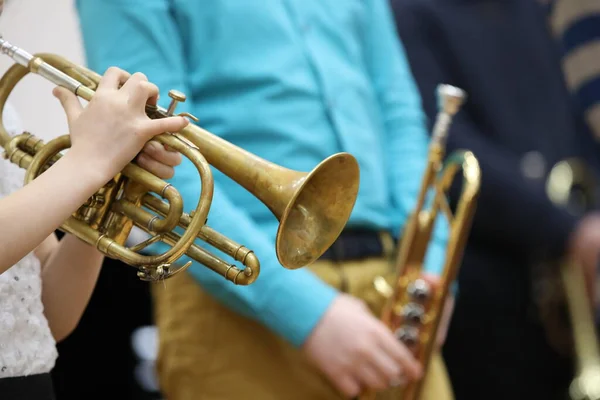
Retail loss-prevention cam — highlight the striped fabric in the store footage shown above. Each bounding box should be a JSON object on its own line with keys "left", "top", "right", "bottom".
{"left": 548, "top": 0, "right": 600, "bottom": 139}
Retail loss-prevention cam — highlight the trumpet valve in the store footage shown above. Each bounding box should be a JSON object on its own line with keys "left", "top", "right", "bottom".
{"left": 407, "top": 278, "right": 432, "bottom": 302}
{"left": 167, "top": 89, "right": 186, "bottom": 114}
{"left": 394, "top": 326, "right": 420, "bottom": 349}
{"left": 400, "top": 303, "right": 426, "bottom": 325}
{"left": 166, "top": 89, "right": 199, "bottom": 122}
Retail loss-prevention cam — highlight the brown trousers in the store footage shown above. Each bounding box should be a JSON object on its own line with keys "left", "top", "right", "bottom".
{"left": 152, "top": 257, "right": 453, "bottom": 400}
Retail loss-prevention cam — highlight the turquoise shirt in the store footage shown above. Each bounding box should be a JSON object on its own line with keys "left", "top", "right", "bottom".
{"left": 75, "top": 0, "right": 449, "bottom": 347}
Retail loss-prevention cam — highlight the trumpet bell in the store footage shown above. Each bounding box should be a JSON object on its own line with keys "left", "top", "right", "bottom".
{"left": 0, "top": 39, "right": 362, "bottom": 283}
{"left": 276, "top": 152, "right": 360, "bottom": 269}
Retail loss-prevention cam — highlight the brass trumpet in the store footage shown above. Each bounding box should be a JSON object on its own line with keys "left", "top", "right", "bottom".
{"left": 361, "top": 84, "right": 481, "bottom": 400}
{"left": 546, "top": 159, "right": 600, "bottom": 400}
{"left": 0, "top": 37, "right": 360, "bottom": 283}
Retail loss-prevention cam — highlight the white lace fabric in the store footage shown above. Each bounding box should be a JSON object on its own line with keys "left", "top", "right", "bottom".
{"left": 0, "top": 103, "right": 58, "bottom": 378}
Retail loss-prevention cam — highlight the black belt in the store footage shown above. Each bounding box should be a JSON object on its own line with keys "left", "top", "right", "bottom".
{"left": 0, "top": 373, "right": 55, "bottom": 400}
{"left": 319, "top": 229, "right": 390, "bottom": 262}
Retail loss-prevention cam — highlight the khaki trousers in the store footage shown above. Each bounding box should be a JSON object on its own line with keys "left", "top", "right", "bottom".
{"left": 152, "top": 257, "right": 454, "bottom": 400}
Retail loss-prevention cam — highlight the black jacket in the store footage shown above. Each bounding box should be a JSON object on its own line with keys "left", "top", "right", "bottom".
{"left": 390, "top": 0, "right": 596, "bottom": 396}
{"left": 391, "top": 0, "right": 599, "bottom": 293}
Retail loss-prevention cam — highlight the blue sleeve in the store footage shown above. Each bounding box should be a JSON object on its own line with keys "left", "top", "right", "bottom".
{"left": 363, "top": 0, "right": 450, "bottom": 277}
{"left": 75, "top": 0, "right": 338, "bottom": 347}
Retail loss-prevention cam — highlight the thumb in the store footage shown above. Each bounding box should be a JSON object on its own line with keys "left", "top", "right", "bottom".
{"left": 53, "top": 86, "right": 84, "bottom": 127}
{"left": 141, "top": 116, "right": 189, "bottom": 139}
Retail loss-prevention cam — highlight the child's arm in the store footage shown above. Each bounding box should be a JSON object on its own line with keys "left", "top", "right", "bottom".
{"left": 34, "top": 141, "right": 180, "bottom": 341}
{"left": 36, "top": 141, "right": 181, "bottom": 341}
{"left": 37, "top": 233, "right": 104, "bottom": 341}
{"left": 0, "top": 150, "right": 110, "bottom": 274}
{"left": 0, "top": 67, "right": 187, "bottom": 274}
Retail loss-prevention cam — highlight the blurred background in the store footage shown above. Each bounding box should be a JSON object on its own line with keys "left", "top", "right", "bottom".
{"left": 0, "top": 0, "right": 82, "bottom": 140}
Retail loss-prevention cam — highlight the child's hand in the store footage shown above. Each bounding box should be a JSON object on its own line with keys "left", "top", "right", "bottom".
{"left": 53, "top": 67, "right": 189, "bottom": 184}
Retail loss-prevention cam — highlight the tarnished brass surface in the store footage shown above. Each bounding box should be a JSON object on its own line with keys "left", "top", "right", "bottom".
{"left": 0, "top": 38, "right": 360, "bottom": 283}
{"left": 361, "top": 84, "right": 481, "bottom": 400}
{"left": 546, "top": 159, "right": 600, "bottom": 400}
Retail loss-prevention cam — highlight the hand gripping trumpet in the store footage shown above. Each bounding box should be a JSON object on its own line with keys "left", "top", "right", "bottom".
{"left": 0, "top": 37, "right": 360, "bottom": 283}
{"left": 360, "top": 84, "right": 481, "bottom": 400}
{"left": 546, "top": 159, "right": 600, "bottom": 400}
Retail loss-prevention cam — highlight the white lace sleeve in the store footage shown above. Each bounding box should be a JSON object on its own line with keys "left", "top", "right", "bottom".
{"left": 0, "top": 102, "right": 59, "bottom": 378}
{"left": 3, "top": 102, "right": 24, "bottom": 136}
{"left": 0, "top": 102, "right": 27, "bottom": 194}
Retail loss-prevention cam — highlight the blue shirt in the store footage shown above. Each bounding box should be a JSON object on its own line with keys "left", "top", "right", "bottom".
{"left": 75, "top": 0, "right": 449, "bottom": 347}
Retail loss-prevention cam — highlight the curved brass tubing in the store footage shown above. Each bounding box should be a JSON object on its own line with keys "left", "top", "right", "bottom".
{"left": 0, "top": 38, "right": 360, "bottom": 283}
{"left": 360, "top": 84, "right": 481, "bottom": 400}
{"left": 546, "top": 159, "right": 600, "bottom": 400}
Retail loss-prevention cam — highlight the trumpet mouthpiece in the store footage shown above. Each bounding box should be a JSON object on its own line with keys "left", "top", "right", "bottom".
{"left": 437, "top": 84, "right": 467, "bottom": 117}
